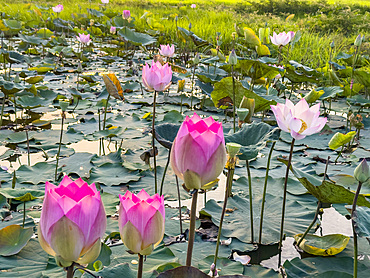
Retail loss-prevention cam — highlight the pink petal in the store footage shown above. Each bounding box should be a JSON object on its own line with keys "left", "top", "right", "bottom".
{"left": 126, "top": 201, "right": 158, "bottom": 236}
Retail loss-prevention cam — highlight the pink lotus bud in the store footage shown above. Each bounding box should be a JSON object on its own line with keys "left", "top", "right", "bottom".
{"left": 101, "top": 0, "right": 109, "bottom": 3}
{"left": 159, "top": 44, "right": 175, "bottom": 57}
{"left": 270, "top": 31, "right": 293, "bottom": 47}
{"left": 122, "top": 10, "right": 131, "bottom": 20}
{"left": 38, "top": 176, "right": 106, "bottom": 267}
{"left": 119, "top": 190, "right": 165, "bottom": 255}
{"left": 191, "top": 4, "right": 196, "bottom": 8}
{"left": 110, "top": 26, "right": 116, "bottom": 34}
{"left": 52, "top": 4, "right": 64, "bottom": 13}
{"left": 270, "top": 98, "right": 327, "bottom": 140}
{"left": 170, "top": 113, "right": 227, "bottom": 190}
{"left": 142, "top": 61, "right": 172, "bottom": 92}
{"left": 77, "top": 33, "right": 91, "bottom": 46}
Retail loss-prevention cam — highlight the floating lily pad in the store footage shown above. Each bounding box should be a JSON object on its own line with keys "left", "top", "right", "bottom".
{"left": 294, "top": 234, "right": 350, "bottom": 256}
{"left": 0, "top": 224, "right": 33, "bottom": 256}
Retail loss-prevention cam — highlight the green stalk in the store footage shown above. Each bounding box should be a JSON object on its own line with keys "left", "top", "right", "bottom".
{"left": 137, "top": 254, "right": 144, "bottom": 278}
{"left": 186, "top": 189, "right": 198, "bottom": 266}
{"left": 278, "top": 138, "right": 295, "bottom": 270}
{"left": 152, "top": 91, "right": 158, "bottom": 193}
{"left": 22, "top": 201, "right": 26, "bottom": 228}
{"left": 0, "top": 95, "right": 6, "bottom": 127}
{"left": 175, "top": 175, "right": 183, "bottom": 234}
{"left": 232, "top": 65, "right": 236, "bottom": 133}
{"left": 351, "top": 180, "right": 363, "bottom": 278}
{"left": 334, "top": 145, "right": 344, "bottom": 164}
{"left": 190, "top": 65, "right": 196, "bottom": 110}
{"left": 212, "top": 167, "right": 234, "bottom": 277}
{"left": 102, "top": 94, "right": 110, "bottom": 130}
{"left": 296, "top": 201, "right": 321, "bottom": 248}
{"left": 13, "top": 94, "right": 17, "bottom": 129}
{"left": 160, "top": 150, "right": 171, "bottom": 195}
{"left": 246, "top": 160, "right": 254, "bottom": 243}
{"left": 54, "top": 112, "right": 65, "bottom": 181}
{"left": 259, "top": 141, "right": 276, "bottom": 244}
{"left": 26, "top": 129, "right": 30, "bottom": 166}
{"left": 66, "top": 263, "right": 74, "bottom": 278}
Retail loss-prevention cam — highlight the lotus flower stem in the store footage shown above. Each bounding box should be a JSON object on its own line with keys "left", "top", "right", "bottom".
{"left": 54, "top": 112, "right": 65, "bottom": 181}
{"left": 212, "top": 167, "right": 234, "bottom": 276}
{"left": 259, "top": 141, "right": 276, "bottom": 244}
{"left": 26, "top": 129, "right": 30, "bottom": 166}
{"left": 334, "top": 145, "right": 344, "bottom": 164}
{"left": 152, "top": 91, "right": 158, "bottom": 193}
{"left": 245, "top": 160, "right": 254, "bottom": 243}
{"left": 13, "top": 95, "right": 17, "bottom": 129}
{"left": 102, "top": 94, "right": 110, "bottom": 130}
{"left": 137, "top": 254, "right": 144, "bottom": 278}
{"left": 296, "top": 201, "right": 321, "bottom": 248}
{"left": 22, "top": 201, "right": 26, "bottom": 228}
{"left": 232, "top": 66, "right": 236, "bottom": 133}
{"left": 175, "top": 175, "right": 183, "bottom": 234}
{"left": 0, "top": 95, "right": 6, "bottom": 127}
{"left": 278, "top": 138, "right": 295, "bottom": 270}
{"left": 66, "top": 263, "right": 74, "bottom": 278}
{"left": 160, "top": 150, "right": 171, "bottom": 195}
{"left": 351, "top": 180, "right": 363, "bottom": 278}
{"left": 190, "top": 65, "right": 196, "bottom": 109}
{"left": 186, "top": 189, "right": 198, "bottom": 266}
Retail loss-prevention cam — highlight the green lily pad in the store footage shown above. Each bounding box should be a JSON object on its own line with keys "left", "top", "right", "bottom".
{"left": 224, "top": 122, "right": 280, "bottom": 160}
{"left": 0, "top": 224, "right": 33, "bottom": 256}
{"left": 294, "top": 234, "right": 350, "bottom": 256}
{"left": 118, "top": 27, "right": 156, "bottom": 46}
{"left": 328, "top": 131, "right": 357, "bottom": 150}
{"left": 353, "top": 206, "right": 370, "bottom": 239}
{"left": 0, "top": 188, "right": 44, "bottom": 202}
{"left": 88, "top": 163, "right": 141, "bottom": 186}
{"left": 211, "top": 77, "right": 276, "bottom": 111}
{"left": 16, "top": 162, "right": 56, "bottom": 185}
{"left": 155, "top": 123, "right": 181, "bottom": 149}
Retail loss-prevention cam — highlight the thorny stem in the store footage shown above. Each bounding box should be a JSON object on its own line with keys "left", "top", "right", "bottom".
{"left": 259, "top": 141, "right": 276, "bottom": 244}
{"left": 212, "top": 167, "right": 234, "bottom": 276}
{"left": 186, "top": 189, "right": 198, "bottom": 266}
{"left": 246, "top": 160, "right": 254, "bottom": 243}
{"left": 175, "top": 175, "right": 183, "bottom": 234}
{"left": 278, "top": 138, "right": 295, "bottom": 270}
{"left": 351, "top": 180, "right": 363, "bottom": 278}
{"left": 152, "top": 91, "right": 158, "bottom": 193}
{"left": 54, "top": 112, "right": 65, "bottom": 181}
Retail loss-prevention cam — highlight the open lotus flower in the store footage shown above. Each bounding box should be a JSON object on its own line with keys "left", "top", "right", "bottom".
{"left": 101, "top": 0, "right": 109, "bottom": 3}
{"left": 110, "top": 26, "right": 116, "bottom": 34}
{"left": 170, "top": 113, "right": 227, "bottom": 190}
{"left": 119, "top": 190, "right": 165, "bottom": 255}
{"left": 270, "top": 31, "right": 294, "bottom": 47}
{"left": 77, "top": 33, "right": 91, "bottom": 45}
{"left": 52, "top": 4, "right": 64, "bottom": 13}
{"left": 159, "top": 44, "right": 175, "bottom": 57}
{"left": 142, "top": 61, "right": 172, "bottom": 91}
{"left": 38, "top": 176, "right": 106, "bottom": 267}
{"left": 270, "top": 99, "right": 327, "bottom": 140}
{"left": 191, "top": 4, "right": 196, "bottom": 8}
{"left": 122, "top": 10, "right": 131, "bottom": 20}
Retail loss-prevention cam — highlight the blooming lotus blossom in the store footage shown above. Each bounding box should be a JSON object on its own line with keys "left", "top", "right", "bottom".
{"left": 170, "top": 113, "right": 227, "bottom": 190}
{"left": 38, "top": 176, "right": 106, "bottom": 267}
{"left": 101, "top": 0, "right": 109, "bottom": 3}
{"left": 122, "top": 10, "right": 131, "bottom": 20}
{"left": 52, "top": 4, "right": 64, "bottom": 13}
{"left": 270, "top": 31, "right": 294, "bottom": 47}
{"left": 270, "top": 99, "right": 327, "bottom": 140}
{"left": 110, "top": 26, "right": 116, "bottom": 34}
{"left": 119, "top": 190, "right": 165, "bottom": 255}
{"left": 142, "top": 61, "right": 172, "bottom": 91}
{"left": 77, "top": 33, "right": 91, "bottom": 45}
{"left": 191, "top": 4, "right": 196, "bottom": 8}
{"left": 159, "top": 44, "right": 175, "bottom": 57}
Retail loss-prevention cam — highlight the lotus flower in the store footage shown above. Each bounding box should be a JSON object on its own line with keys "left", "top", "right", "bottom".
{"left": 101, "top": 0, "right": 109, "bottom": 3}
{"left": 52, "top": 4, "right": 64, "bottom": 13}
{"left": 170, "top": 113, "right": 227, "bottom": 190}
{"left": 77, "top": 33, "right": 91, "bottom": 45}
{"left": 119, "top": 190, "right": 165, "bottom": 255}
{"left": 270, "top": 31, "right": 294, "bottom": 47}
{"left": 142, "top": 61, "right": 172, "bottom": 92}
{"left": 270, "top": 99, "right": 327, "bottom": 140}
{"left": 110, "top": 26, "right": 116, "bottom": 34}
{"left": 38, "top": 176, "right": 106, "bottom": 267}
{"left": 123, "top": 10, "right": 131, "bottom": 20}
{"left": 191, "top": 4, "right": 196, "bottom": 8}
{"left": 159, "top": 44, "right": 175, "bottom": 57}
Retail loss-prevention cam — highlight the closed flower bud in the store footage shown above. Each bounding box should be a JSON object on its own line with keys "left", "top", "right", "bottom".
{"left": 354, "top": 159, "right": 369, "bottom": 183}
{"left": 229, "top": 49, "right": 238, "bottom": 65}
{"left": 59, "top": 99, "right": 69, "bottom": 112}
{"left": 354, "top": 34, "right": 362, "bottom": 47}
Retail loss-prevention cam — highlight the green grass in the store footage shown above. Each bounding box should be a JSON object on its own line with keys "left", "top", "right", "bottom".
{"left": 0, "top": 0, "right": 369, "bottom": 67}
